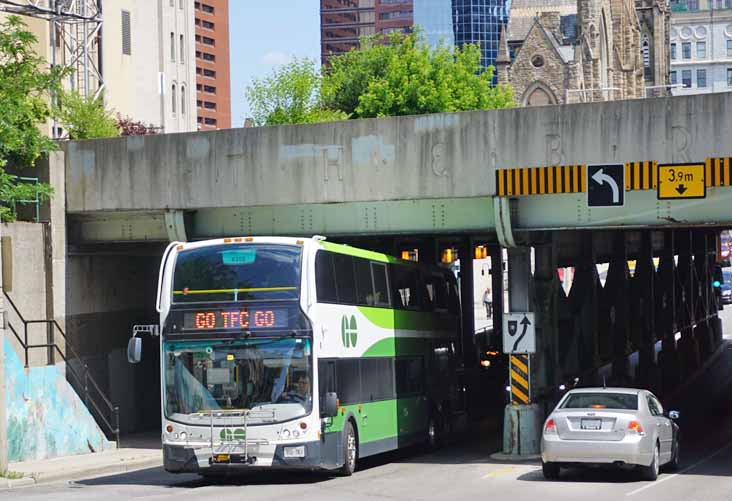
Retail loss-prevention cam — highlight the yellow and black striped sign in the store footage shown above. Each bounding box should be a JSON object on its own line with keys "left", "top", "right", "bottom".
{"left": 496, "top": 165, "right": 586, "bottom": 197}
{"left": 625, "top": 160, "right": 657, "bottom": 191}
{"left": 510, "top": 354, "right": 530, "bottom": 405}
{"left": 705, "top": 157, "right": 731, "bottom": 187}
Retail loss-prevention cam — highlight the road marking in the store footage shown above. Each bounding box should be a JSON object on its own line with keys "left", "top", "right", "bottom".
{"left": 625, "top": 437, "right": 732, "bottom": 497}
{"left": 481, "top": 466, "right": 516, "bottom": 479}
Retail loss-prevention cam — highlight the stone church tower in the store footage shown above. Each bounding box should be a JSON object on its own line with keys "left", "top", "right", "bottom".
{"left": 498, "top": 0, "right": 670, "bottom": 106}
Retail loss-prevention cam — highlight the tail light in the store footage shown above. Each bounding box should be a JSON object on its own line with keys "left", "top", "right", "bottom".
{"left": 628, "top": 421, "right": 644, "bottom": 434}
{"left": 544, "top": 418, "right": 557, "bottom": 434}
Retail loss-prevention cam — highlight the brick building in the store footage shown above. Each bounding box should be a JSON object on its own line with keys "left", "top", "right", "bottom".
{"left": 195, "top": 0, "right": 231, "bottom": 130}
{"left": 497, "top": 0, "right": 670, "bottom": 106}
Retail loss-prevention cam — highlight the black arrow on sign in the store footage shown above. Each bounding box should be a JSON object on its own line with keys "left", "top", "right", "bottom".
{"left": 512, "top": 316, "right": 532, "bottom": 352}
{"left": 676, "top": 184, "right": 688, "bottom": 195}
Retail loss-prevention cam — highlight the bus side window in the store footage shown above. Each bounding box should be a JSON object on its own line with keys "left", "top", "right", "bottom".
{"left": 391, "top": 264, "right": 419, "bottom": 310}
{"left": 318, "top": 360, "right": 336, "bottom": 414}
{"left": 315, "top": 252, "right": 338, "bottom": 303}
{"left": 370, "top": 262, "right": 391, "bottom": 307}
{"left": 333, "top": 253, "right": 356, "bottom": 304}
{"left": 354, "top": 257, "right": 373, "bottom": 306}
{"left": 336, "top": 359, "right": 361, "bottom": 405}
{"left": 395, "top": 357, "right": 424, "bottom": 396}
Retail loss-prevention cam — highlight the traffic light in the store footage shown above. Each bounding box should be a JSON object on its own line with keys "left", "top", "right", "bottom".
{"left": 441, "top": 248, "right": 454, "bottom": 264}
{"left": 400, "top": 249, "right": 419, "bottom": 262}
{"left": 474, "top": 245, "right": 488, "bottom": 260}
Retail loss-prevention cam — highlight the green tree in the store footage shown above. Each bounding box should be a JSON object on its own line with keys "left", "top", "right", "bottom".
{"left": 0, "top": 16, "right": 67, "bottom": 221}
{"left": 245, "top": 58, "right": 347, "bottom": 126}
{"left": 322, "top": 31, "right": 515, "bottom": 118}
{"left": 56, "top": 91, "right": 120, "bottom": 140}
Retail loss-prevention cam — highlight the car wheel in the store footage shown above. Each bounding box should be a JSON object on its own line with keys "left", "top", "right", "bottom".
{"left": 666, "top": 435, "right": 680, "bottom": 472}
{"left": 338, "top": 421, "right": 357, "bottom": 477}
{"left": 640, "top": 444, "right": 660, "bottom": 481}
{"left": 542, "top": 461, "right": 560, "bottom": 480}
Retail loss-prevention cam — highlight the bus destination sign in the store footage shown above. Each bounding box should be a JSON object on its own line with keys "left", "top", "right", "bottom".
{"left": 182, "top": 308, "right": 288, "bottom": 331}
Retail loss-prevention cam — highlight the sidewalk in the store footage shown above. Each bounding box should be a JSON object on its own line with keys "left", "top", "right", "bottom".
{"left": 2, "top": 434, "right": 163, "bottom": 489}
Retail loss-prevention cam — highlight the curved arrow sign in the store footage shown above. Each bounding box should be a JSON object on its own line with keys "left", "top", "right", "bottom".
{"left": 591, "top": 168, "right": 620, "bottom": 204}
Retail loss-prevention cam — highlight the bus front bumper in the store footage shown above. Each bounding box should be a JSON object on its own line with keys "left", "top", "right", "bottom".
{"left": 163, "top": 441, "right": 331, "bottom": 473}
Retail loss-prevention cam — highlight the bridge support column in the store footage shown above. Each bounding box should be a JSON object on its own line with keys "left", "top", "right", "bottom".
{"left": 634, "top": 232, "right": 657, "bottom": 390}
{"left": 458, "top": 238, "right": 477, "bottom": 368}
{"left": 676, "top": 231, "right": 700, "bottom": 380}
{"left": 567, "top": 233, "right": 599, "bottom": 379}
{"left": 657, "top": 231, "right": 679, "bottom": 395}
{"left": 693, "top": 230, "right": 713, "bottom": 360}
{"left": 605, "top": 232, "right": 632, "bottom": 385}
{"left": 533, "top": 241, "right": 560, "bottom": 407}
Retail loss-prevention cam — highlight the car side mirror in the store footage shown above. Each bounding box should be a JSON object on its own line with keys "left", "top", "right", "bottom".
{"left": 668, "top": 410, "right": 680, "bottom": 420}
{"left": 127, "top": 337, "right": 142, "bottom": 364}
{"left": 322, "top": 392, "right": 338, "bottom": 418}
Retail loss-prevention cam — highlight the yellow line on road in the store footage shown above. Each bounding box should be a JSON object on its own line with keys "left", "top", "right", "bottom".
{"left": 481, "top": 466, "right": 516, "bottom": 479}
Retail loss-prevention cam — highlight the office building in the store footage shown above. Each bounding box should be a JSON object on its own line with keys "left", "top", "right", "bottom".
{"left": 195, "top": 0, "right": 231, "bottom": 130}
{"left": 452, "top": 0, "right": 509, "bottom": 69}
{"left": 669, "top": 0, "right": 732, "bottom": 95}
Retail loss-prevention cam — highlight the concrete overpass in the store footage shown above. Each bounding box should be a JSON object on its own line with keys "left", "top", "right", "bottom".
{"left": 55, "top": 92, "right": 731, "bottom": 453}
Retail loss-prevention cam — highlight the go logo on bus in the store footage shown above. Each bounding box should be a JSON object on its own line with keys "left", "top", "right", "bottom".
{"left": 341, "top": 315, "right": 358, "bottom": 348}
{"left": 220, "top": 428, "right": 246, "bottom": 441}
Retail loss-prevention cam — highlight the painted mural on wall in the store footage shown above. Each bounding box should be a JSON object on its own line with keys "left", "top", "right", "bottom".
{"left": 4, "top": 339, "right": 113, "bottom": 462}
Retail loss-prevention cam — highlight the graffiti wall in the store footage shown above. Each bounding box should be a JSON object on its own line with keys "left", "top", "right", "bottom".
{"left": 4, "top": 339, "right": 113, "bottom": 462}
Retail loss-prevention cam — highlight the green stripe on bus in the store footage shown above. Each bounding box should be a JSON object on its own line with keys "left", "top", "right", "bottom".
{"left": 362, "top": 338, "right": 433, "bottom": 357}
{"left": 357, "top": 306, "right": 456, "bottom": 331}
{"left": 320, "top": 241, "right": 402, "bottom": 264}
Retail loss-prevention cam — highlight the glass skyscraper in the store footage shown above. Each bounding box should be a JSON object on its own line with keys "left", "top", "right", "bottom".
{"left": 451, "top": 0, "right": 511, "bottom": 70}
{"left": 413, "top": 0, "right": 511, "bottom": 70}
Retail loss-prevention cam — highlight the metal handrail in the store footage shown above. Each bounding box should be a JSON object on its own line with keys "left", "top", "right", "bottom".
{"left": 3, "top": 290, "right": 120, "bottom": 448}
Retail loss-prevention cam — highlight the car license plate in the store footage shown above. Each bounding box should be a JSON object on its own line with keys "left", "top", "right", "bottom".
{"left": 581, "top": 419, "right": 602, "bottom": 430}
{"left": 284, "top": 446, "right": 305, "bottom": 458}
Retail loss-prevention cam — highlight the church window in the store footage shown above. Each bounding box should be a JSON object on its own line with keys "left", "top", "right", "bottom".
{"left": 682, "top": 42, "right": 691, "bottom": 59}
{"left": 697, "top": 41, "right": 706, "bottom": 59}
{"left": 682, "top": 70, "right": 692, "bottom": 88}
{"left": 642, "top": 35, "right": 650, "bottom": 68}
{"left": 530, "top": 55, "right": 545, "bottom": 68}
{"left": 671, "top": 43, "right": 677, "bottom": 60}
{"left": 697, "top": 69, "right": 706, "bottom": 88}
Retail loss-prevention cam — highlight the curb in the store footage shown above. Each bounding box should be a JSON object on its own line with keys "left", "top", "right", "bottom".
{"left": 0, "top": 455, "right": 163, "bottom": 489}
{"left": 489, "top": 452, "right": 541, "bottom": 463}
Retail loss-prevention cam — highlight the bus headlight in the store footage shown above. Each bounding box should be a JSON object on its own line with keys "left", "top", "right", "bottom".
{"left": 179, "top": 432, "right": 187, "bottom": 441}
{"left": 281, "top": 429, "right": 291, "bottom": 439}
{"left": 293, "top": 429, "right": 300, "bottom": 438}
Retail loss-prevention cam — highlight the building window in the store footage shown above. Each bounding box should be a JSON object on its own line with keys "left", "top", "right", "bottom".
{"left": 203, "top": 68, "right": 216, "bottom": 77}
{"left": 204, "top": 101, "right": 216, "bottom": 110}
{"left": 204, "top": 84, "right": 216, "bottom": 93}
{"left": 642, "top": 34, "right": 650, "bottom": 67}
{"left": 180, "top": 35, "right": 184, "bottom": 64}
{"left": 697, "top": 69, "right": 706, "bottom": 88}
{"left": 170, "top": 32, "right": 175, "bottom": 61}
{"left": 202, "top": 36, "right": 215, "bottom": 46}
{"left": 179, "top": 0, "right": 183, "bottom": 8}
{"left": 202, "top": 20, "right": 214, "bottom": 29}
{"left": 197, "top": 99, "right": 202, "bottom": 107}
{"left": 728, "top": 68, "right": 732, "bottom": 86}
{"left": 682, "top": 69, "right": 692, "bottom": 88}
{"left": 202, "top": 3, "right": 214, "bottom": 14}
{"left": 204, "top": 117, "right": 217, "bottom": 126}
{"left": 671, "top": 43, "right": 676, "bottom": 60}
{"left": 682, "top": 42, "right": 691, "bottom": 59}
{"left": 172, "top": 84, "right": 177, "bottom": 114}
{"left": 379, "top": 11, "right": 411, "bottom": 20}
{"left": 181, "top": 85, "right": 186, "bottom": 114}
{"left": 170, "top": 0, "right": 174, "bottom": 6}
{"left": 121, "top": 10, "right": 131, "bottom": 55}
{"left": 670, "top": 71, "right": 677, "bottom": 85}
{"left": 697, "top": 41, "right": 706, "bottom": 59}
{"left": 727, "top": 40, "right": 732, "bottom": 57}
{"left": 196, "top": 67, "right": 202, "bottom": 75}
{"left": 194, "top": 1, "right": 200, "bottom": 9}
{"left": 203, "top": 52, "right": 215, "bottom": 62}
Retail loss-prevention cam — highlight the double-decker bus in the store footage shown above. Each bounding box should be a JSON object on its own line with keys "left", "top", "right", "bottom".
{"left": 128, "top": 236, "right": 466, "bottom": 476}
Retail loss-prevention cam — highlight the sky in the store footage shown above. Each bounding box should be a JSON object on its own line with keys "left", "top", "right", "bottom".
{"left": 229, "top": 1, "right": 321, "bottom": 127}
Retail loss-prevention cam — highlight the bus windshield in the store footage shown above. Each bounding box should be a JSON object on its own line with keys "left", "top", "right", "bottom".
{"left": 164, "top": 338, "right": 312, "bottom": 425}
{"left": 172, "top": 244, "right": 302, "bottom": 303}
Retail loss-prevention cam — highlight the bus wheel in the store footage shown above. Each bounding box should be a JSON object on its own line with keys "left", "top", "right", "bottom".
{"left": 338, "top": 421, "right": 357, "bottom": 476}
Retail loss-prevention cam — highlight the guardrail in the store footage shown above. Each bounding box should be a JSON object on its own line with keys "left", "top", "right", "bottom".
{"left": 3, "top": 290, "right": 120, "bottom": 448}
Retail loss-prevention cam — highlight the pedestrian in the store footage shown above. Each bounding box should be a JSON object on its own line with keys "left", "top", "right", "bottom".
{"left": 482, "top": 287, "right": 492, "bottom": 318}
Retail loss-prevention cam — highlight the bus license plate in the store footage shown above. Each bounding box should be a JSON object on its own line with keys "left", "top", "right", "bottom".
{"left": 581, "top": 419, "right": 602, "bottom": 430}
{"left": 284, "top": 446, "right": 305, "bottom": 458}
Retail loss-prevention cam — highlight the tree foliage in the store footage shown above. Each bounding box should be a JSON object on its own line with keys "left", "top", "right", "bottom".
{"left": 0, "top": 15, "right": 68, "bottom": 222}
{"left": 245, "top": 58, "right": 347, "bottom": 126}
{"left": 322, "top": 31, "right": 515, "bottom": 118}
{"left": 56, "top": 91, "right": 120, "bottom": 140}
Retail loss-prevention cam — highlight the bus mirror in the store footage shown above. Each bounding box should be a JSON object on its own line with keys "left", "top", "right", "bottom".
{"left": 323, "top": 392, "right": 338, "bottom": 418}
{"left": 127, "top": 337, "right": 142, "bottom": 364}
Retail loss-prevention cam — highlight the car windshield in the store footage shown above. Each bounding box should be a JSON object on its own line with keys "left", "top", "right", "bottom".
{"left": 164, "top": 337, "right": 312, "bottom": 425}
{"left": 172, "top": 244, "right": 302, "bottom": 303}
{"left": 560, "top": 392, "right": 638, "bottom": 410}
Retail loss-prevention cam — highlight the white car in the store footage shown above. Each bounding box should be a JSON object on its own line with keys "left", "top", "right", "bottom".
{"left": 541, "top": 387, "right": 680, "bottom": 481}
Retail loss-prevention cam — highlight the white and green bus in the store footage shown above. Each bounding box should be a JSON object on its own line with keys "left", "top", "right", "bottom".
{"left": 129, "top": 236, "right": 466, "bottom": 476}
